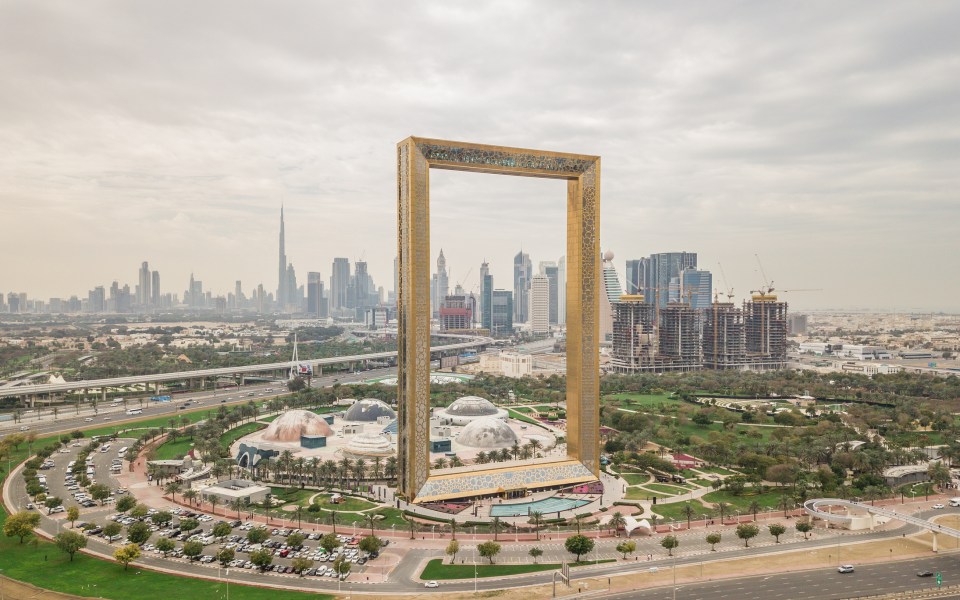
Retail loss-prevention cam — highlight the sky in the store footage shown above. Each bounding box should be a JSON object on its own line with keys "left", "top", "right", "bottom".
{"left": 1, "top": 2, "right": 958, "bottom": 313}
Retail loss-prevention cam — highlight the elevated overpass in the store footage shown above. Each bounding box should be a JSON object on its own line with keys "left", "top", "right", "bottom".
{"left": 0, "top": 333, "right": 492, "bottom": 402}
{"left": 805, "top": 498, "right": 960, "bottom": 551}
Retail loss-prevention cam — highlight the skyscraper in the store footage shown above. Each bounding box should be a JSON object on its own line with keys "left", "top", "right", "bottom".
{"left": 703, "top": 301, "right": 746, "bottom": 370}
{"left": 600, "top": 250, "right": 623, "bottom": 342}
{"left": 138, "top": 261, "right": 151, "bottom": 305}
{"left": 491, "top": 290, "right": 514, "bottom": 337}
{"left": 513, "top": 250, "right": 532, "bottom": 323}
{"left": 744, "top": 293, "right": 788, "bottom": 369}
{"left": 557, "top": 256, "right": 566, "bottom": 325}
{"left": 151, "top": 270, "right": 160, "bottom": 305}
{"left": 631, "top": 252, "right": 697, "bottom": 307}
{"left": 625, "top": 259, "right": 646, "bottom": 296}
{"left": 307, "top": 272, "right": 326, "bottom": 318}
{"left": 277, "top": 206, "right": 288, "bottom": 309}
{"left": 668, "top": 268, "right": 713, "bottom": 310}
{"left": 330, "top": 257, "right": 350, "bottom": 313}
{"left": 430, "top": 250, "right": 448, "bottom": 318}
{"left": 529, "top": 274, "right": 550, "bottom": 334}
{"left": 479, "top": 261, "right": 490, "bottom": 328}
{"left": 539, "top": 261, "right": 559, "bottom": 325}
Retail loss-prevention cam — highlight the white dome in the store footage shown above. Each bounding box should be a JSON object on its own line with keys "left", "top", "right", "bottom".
{"left": 344, "top": 433, "right": 394, "bottom": 458}
{"left": 445, "top": 396, "right": 498, "bottom": 417}
{"left": 344, "top": 398, "right": 395, "bottom": 422}
{"left": 457, "top": 417, "right": 518, "bottom": 449}
{"left": 262, "top": 410, "right": 333, "bottom": 442}
{"left": 603, "top": 249, "right": 615, "bottom": 262}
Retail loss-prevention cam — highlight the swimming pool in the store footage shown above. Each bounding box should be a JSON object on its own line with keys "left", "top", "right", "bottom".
{"left": 490, "top": 496, "right": 590, "bottom": 517}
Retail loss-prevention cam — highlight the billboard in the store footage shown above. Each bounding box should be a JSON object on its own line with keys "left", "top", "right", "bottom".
{"left": 297, "top": 363, "right": 314, "bottom": 376}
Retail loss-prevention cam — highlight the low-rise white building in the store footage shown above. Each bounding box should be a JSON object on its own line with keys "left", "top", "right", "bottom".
{"left": 200, "top": 479, "right": 270, "bottom": 506}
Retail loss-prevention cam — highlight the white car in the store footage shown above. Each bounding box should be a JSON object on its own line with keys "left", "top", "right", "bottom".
{"left": 838, "top": 564, "right": 855, "bottom": 573}
{"left": 84, "top": 417, "right": 94, "bottom": 422}
{"left": 424, "top": 580, "right": 439, "bottom": 588}
{"left": 933, "top": 504, "right": 946, "bottom": 509}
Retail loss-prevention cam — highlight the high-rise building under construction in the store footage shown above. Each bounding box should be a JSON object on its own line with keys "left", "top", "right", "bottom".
{"left": 743, "top": 293, "right": 788, "bottom": 369}
{"left": 702, "top": 301, "right": 746, "bottom": 369}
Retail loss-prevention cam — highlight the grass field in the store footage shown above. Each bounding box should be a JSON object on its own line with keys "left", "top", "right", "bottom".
{"left": 696, "top": 466, "right": 737, "bottom": 475}
{"left": 312, "top": 494, "right": 377, "bottom": 512}
{"left": 650, "top": 500, "right": 712, "bottom": 521}
{"left": 625, "top": 488, "right": 670, "bottom": 500}
{"left": 219, "top": 421, "right": 266, "bottom": 448}
{"left": 152, "top": 437, "right": 195, "bottom": 460}
{"left": 645, "top": 483, "right": 695, "bottom": 495}
{"left": 603, "top": 393, "right": 680, "bottom": 410}
{"left": 505, "top": 408, "right": 543, "bottom": 427}
{"left": 702, "top": 489, "right": 785, "bottom": 511}
{"left": 620, "top": 473, "right": 651, "bottom": 486}
{"left": 0, "top": 506, "right": 329, "bottom": 600}
{"left": 420, "top": 558, "right": 616, "bottom": 580}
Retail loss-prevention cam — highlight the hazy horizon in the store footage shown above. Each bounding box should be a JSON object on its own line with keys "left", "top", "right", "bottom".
{"left": 2, "top": 2, "right": 958, "bottom": 312}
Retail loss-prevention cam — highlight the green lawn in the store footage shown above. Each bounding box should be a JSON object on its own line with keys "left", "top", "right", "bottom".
{"left": 603, "top": 392, "right": 680, "bottom": 411}
{"left": 312, "top": 493, "right": 377, "bottom": 512}
{"left": 513, "top": 406, "right": 535, "bottom": 413}
{"left": 421, "top": 558, "right": 560, "bottom": 579}
{"left": 0, "top": 506, "right": 330, "bottom": 600}
{"left": 153, "top": 437, "right": 195, "bottom": 460}
{"left": 696, "top": 466, "right": 737, "bottom": 475}
{"left": 219, "top": 421, "right": 266, "bottom": 448}
{"left": 506, "top": 408, "right": 542, "bottom": 427}
{"left": 621, "top": 473, "right": 651, "bottom": 486}
{"left": 650, "top": 500, "right": 712, "bottom": 521}
{"left": 701, "top": 489, "right": 785, "bottom": 512}
{"left": 625, "top": 487, "right": 671, "bottom": 500}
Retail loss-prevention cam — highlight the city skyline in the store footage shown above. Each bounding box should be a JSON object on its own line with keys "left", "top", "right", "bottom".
{"left": 2, "top": 3, "right": 959, "bottom": 311}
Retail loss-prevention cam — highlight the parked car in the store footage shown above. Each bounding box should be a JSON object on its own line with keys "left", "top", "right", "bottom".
{"left": 425, "top": 581, "right": 440, "bottom": 588}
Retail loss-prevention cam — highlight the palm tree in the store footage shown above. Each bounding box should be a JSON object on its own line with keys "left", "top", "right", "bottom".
{"left": 511, "top": 441, "right": 521, "bottom": 460}
{"left": 353, "top": 459, "right": 367, "bottom": 486}
{"left": 407, "top": 517, "right": 419, "bottom": 540}
{"left": 328, "top": 510, "right": 339, "bottom": 534}
{"left": 164, "top": 482, "right": 182, "bottom": 503}
{"left": 231, "top": 498, "right": 243, "bottom": 519}
{"left": 716, "top": 502, "right": 730, "bottom": 524}
{"left": 476, "top": 452, "right": 488, "bottom": 465}
{"left": 609, "top": 512, "right": 627, "bottom": 537}
{"left": 384, "top": 456, "right": 398, "bottom": 482}
{"left": 365, "top": 513, "right": 377, "bottom": 537}
{"left": 209, "top": 495, "right": 220, "bottom": 516}
{"left": 529, "top": 511, "right": 544, "bottom": 540}
{"left": 372, "top": 456, "right": 383, "bottom": 481}
{"left": 449, "top": 518, "right": 457, "bottom": 541}
{"left": 434, "top": 457, "right": 447, "bottom": 470}
{"left": 262, "top": 498, "right": 273, "bottom": 524}
{"left": 294, "top": 502, "right": 304, "bottom": 528}
{"left": 493, "top": 516, "right": 501, "bottom": 541}
{"left": 748, "top": 500, "right": 761, "bottom": 521}
{"left": 183, "top": 489, "right": 198, "bottom": 506}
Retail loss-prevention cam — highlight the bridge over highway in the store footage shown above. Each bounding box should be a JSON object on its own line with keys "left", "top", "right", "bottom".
{"left": 0, "top": 333, "right": 492, "bottom": 401}
{"left": 805, "top": 497, "right": 960, "bottom": 551}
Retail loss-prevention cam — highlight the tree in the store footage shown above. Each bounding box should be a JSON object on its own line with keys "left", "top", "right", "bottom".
{"left": 44, "top": 496, "right": 63, "bottom": 514}
{"left": 748, "top": 500, "right": 762, "bottom": 521}
{"left": 156, "top": 537, "right": 176, "bottom": 557}
{"left": 333, "top": 555, "right": 351, "bottom": 578}
{"left": 795, "top": 521, "right": 813, "bottom": 540}
{"left": 529, "top": 511, "right": 544, "bottom": 540}
{"left": 768, "top": 523, "right": 786, "bottom": 543}
{"left": 247, "top": 527, "right": 268, "bottom": 544}
{"left": 129, "top": 503, "right": 149, "bottom": 520}
{"left": 4, "top": 511, "right": 41, "bottom": 544}
{"left": 445, "top": 539, "right": 460, "bottom": 564}
{"left": 706, "top": 532, "right": 722, "bottom": 551}
{"left": 114, "top": 543, "right": 141, "bottom": 570}
{"left": 608, "top": 512, "right": 627, "bottom": 537}
{"left": 328, "top": 510, "right": 339, "bottom": 535}
{"left": 448, "top": 518, "right": 458, "bottom": 540}
{"left": 183, "top": 489, "right": 198, "bottom": 506}
{"left": 287, "top": 532, "right": 305, "bottom": 548}
{"left": 319, "top": 532, "right": 340, "bottom": 554}
{"left": 292, "top": 556, "right": 314, "bottom": 576}
{"left": 164, "top": 482, "right": 182, "bottom": 502}
{"left": 127, "top": 521, "right": 152, "bottom": 545}
{"left": 87, "top": 483, "right": 110, "bottom": 505}
{"left": 529, "top": 547, "right": 544, "bottom": 563}
{"left": 115, "top": 495, "right": 137, "bottom": 513}
{"left": 179, "top": 518, "right": 200, "bottom": 532}
{"left": 250, "top": 548, "right": 273, "bottom": 572}
{"left": 66, "top": 505, "right": 80, "bottom": 528}
{"left": 616, "top": 540, "right": 637, "bottom": 559}
{"left": 660, "top": 535, "right": 679, "bottom": 557}
{"left": 565, "top": 534, "right": 595, "bottom": 562}
{"left": 478, "top": 540, "right": 502, "bottom": 564}
{"left": 183, "top": 540, "right": 204, "bottom": 561}
{"left": 359, "top": 535, "right": 383, "bottom": 555}
{"left": 213, "top": 522, "right": 233, "bottom": 538}
{"left": 54, "top": 529, "right": 87, "bottom": 561}
{"left": 365, "top": 512, "right": 377, "bottom": 537}
{"left": 736, "top": 523, "right": 760, "bottom": 547}
{"left": 217, "top": 547, "right": 235, "bottom": 567}
{"left": 151, "top": 510, "right": 173, "bottom": 527}
{"left": 103, "top": 522, "right": 123, "bottom": 539}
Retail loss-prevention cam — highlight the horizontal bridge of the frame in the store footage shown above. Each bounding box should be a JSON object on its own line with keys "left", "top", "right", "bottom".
{"left": 403, "top": 137, "right": 598, "bottom": 179}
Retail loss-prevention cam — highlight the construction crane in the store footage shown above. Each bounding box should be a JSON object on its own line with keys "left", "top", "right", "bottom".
{"left": 716, "top": 261, "right": 735, "bottom": 301}
{"left": 754, "top": 254, "right": 775, "bottom": 296}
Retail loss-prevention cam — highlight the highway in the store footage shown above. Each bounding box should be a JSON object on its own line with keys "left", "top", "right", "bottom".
{"left": 0, "top": 367, "right": 396, "bottom": 440}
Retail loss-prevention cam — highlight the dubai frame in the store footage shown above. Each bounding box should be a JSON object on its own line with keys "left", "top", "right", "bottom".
{"left": 396, "top": 137, "right": 601, "bottom": 503}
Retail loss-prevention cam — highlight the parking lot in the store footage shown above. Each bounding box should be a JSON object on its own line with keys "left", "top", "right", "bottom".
{"left": 28, "top": 435, "right": 385, "bottom": 583}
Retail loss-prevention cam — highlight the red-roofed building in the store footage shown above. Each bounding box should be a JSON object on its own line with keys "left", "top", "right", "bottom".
{"left": 671, "top": 452, "right": 702, "bottom": 468}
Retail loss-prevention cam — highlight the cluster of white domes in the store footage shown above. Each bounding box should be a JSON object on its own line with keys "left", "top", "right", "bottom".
{"left": 261, "top": 410, "right": 333, "bottom": 442}
{"left": 344, "top": 398, "right": 396, "bottom": 422}
{"left": 456, "top": 416, "right": 518, "bottom": 449}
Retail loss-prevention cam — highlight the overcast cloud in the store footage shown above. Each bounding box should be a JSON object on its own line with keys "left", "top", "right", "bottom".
{"left": 1, "top": 1, "right": 958, "bottom": 312}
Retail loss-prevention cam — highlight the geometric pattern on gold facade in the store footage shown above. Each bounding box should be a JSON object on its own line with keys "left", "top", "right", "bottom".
{"left": 397, "top": 137, "right": 601, "bottom": 502}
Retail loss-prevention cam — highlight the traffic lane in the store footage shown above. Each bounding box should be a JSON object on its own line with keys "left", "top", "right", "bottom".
{"left": 603, "top": 554, "right": 960, "bottom": 600}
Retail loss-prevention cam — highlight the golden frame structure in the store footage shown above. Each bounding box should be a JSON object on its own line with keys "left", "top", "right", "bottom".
{"left": 396, "top": 137, "right": 600, "bottom": 502}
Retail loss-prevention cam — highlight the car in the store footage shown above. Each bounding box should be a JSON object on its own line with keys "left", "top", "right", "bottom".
{"left": 933, "top": 504, "right": 946, "bottom": 509}
{"left": 84, "top": 417, "right": 94, "bottom": 422}
{"left": 425, "top": 581, "right": 440, "bottom": 588}
{"left": 838, "top": 565, "right": 855, "bottom": 573}
{"left": 917, "top": 570, "right": 934, "bottom": 577}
